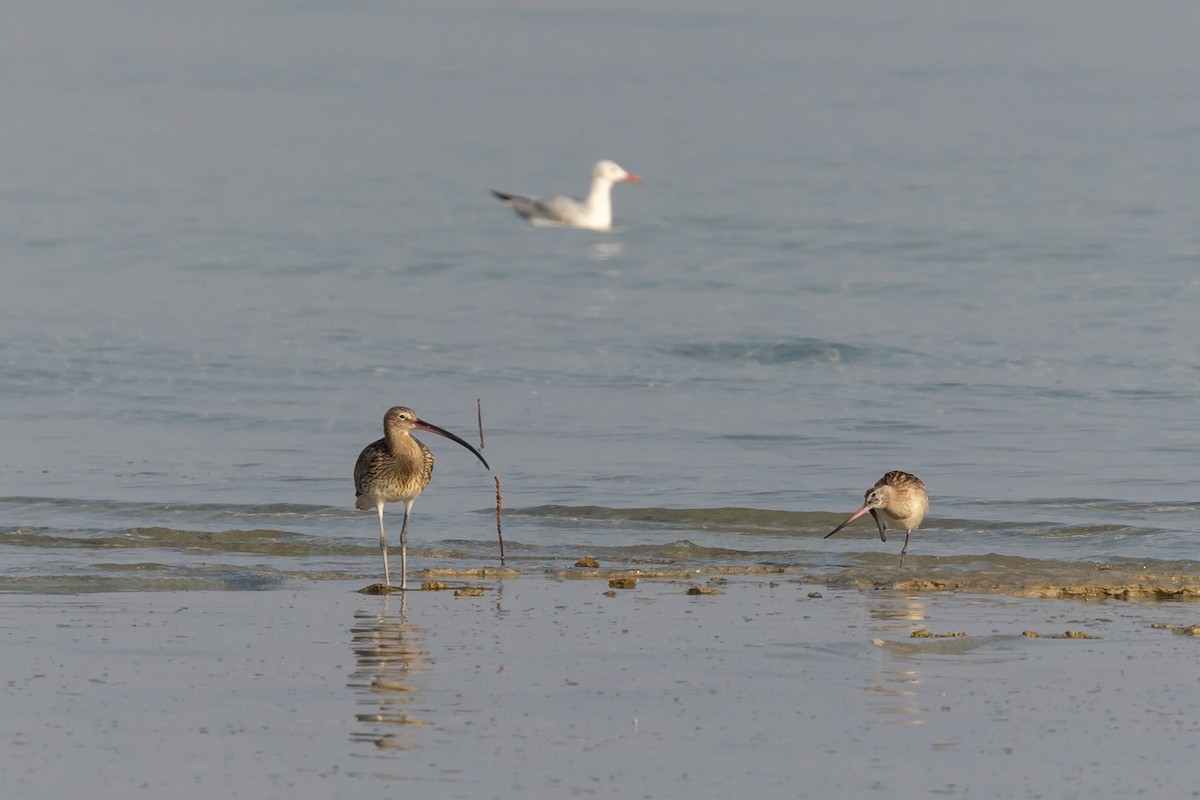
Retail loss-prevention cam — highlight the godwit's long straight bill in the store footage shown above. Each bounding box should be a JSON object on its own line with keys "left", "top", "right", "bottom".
{"left": 824, "top": 503, "right": 886, "bottom": 541}
{"left": 414, "top": 419, "right": 490, "bottom": 470}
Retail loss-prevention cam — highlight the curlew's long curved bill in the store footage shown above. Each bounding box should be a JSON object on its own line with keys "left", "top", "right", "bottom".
{"left": 824, "top": 503, "right": 874, "bottom": 540}
{"left": 415, "top": 419, "right": 490, "bottom": 470}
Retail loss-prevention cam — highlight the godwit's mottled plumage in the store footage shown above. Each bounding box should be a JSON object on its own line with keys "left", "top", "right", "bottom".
{"left": 824, "top": 471, "right": 928, "bottom": 567}
{"left": 491, "top": 159, "right": 641, "bottom": 231}
{"left": 354, "top": 406, "right": 490, "bottom": 590}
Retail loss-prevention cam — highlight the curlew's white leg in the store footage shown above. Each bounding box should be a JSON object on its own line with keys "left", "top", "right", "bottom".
{"left": 375, "top": 502, "right": 390, "bottom": 587}
{"left": 398, "top": 499, "right": 415, "bottom": 591}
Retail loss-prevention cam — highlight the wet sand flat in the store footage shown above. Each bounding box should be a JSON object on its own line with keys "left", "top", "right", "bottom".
{"left": 2, "top": 576, "right": 1197, "bottom": 799}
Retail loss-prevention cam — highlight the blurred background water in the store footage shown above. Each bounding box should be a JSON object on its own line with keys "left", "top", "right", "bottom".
{"left": 3, "top": 0, "right": 1199, "bottom": 591}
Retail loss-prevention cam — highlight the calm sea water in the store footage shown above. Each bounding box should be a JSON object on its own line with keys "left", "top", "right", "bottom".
{"left": 3, "top": 1, "right": 1199, "bottom": 592}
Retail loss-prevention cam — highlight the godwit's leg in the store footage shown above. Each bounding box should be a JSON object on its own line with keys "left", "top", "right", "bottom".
{"left": 871, "top": 510, "right": 888, "bottom": 542}
{"left": 376, "top": 502, "right": 391, "bottom": 587}
{"left": 398, "top": 498, "right": 415, "bottom": 591}
{"left": 898, "top": 531, "right": 912, "bottom": 569}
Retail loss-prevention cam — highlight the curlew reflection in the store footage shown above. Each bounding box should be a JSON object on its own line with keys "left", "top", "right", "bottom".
{"left": 347, "top": 599, "right": 432, "bottom": 751}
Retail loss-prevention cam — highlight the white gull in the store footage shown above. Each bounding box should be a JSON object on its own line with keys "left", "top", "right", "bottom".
{"left": 492, "top": 160, "right": 640, "bottom": 231}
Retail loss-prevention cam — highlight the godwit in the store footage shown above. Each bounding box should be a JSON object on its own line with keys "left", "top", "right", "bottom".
{"left": 491, "top": 160, "right": 641, "bottom": 231}
{"left": 824, "top": 471, "right": 928, "bottom": 567}
{"left": 354, "top": 406, "right": 490, "bottom": 590}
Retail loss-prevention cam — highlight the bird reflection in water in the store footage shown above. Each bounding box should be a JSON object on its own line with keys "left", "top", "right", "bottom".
{"left": 348, "top": 601, "right": 432, "bottom": 751}
{"left": 867, "top": 597, "right": 929, "bottom": 725}
{"left": 870, "top": 596, "right": 928, "bottom": 623}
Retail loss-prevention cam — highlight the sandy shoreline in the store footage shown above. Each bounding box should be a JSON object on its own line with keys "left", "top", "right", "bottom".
{"left": 3, "top": 574, "right": 1198, "bottom": 799}
{"left": 422, "top": 559, "right": 1200, "bottom": 601}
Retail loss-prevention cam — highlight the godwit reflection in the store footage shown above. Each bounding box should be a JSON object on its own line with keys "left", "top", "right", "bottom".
{"left": 870, "top": 596, "right": 928, "bottom": 623}
{"left": 867, "top": 596, "right": 929, "bottom": 724}
{"left": 348, "top": 600, "right": 432, "bottom": 750}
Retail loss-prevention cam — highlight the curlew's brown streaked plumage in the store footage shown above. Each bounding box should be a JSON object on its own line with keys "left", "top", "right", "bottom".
{"left": 824, "top": 471, "right": 928, "bottom": 567}
{"left": 354, "top": 406, "right": 490, "bottom": 590}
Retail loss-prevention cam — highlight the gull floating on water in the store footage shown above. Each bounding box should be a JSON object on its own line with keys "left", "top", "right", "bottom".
{"left": 491, "top": 160, "right": 640, "bottom": 231}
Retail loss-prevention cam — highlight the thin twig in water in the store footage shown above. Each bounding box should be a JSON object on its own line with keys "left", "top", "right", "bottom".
{"left": 477, "top": 398, "right": 485, "bottom": 450}
{"left": 494, "top": 474, "right": 505, "bottom": 565}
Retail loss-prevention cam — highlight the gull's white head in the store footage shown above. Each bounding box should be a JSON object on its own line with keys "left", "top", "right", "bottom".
{"left": 593, "top": 160, "right": 641, "bottom": 185}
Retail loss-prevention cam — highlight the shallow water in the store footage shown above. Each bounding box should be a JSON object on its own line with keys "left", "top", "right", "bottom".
{"left": 4, "top": 0, "right": 1200, "bottom": 594}
{"left": 4, "top": 1, "right": 1200, "bottom": 796}
{"left": 4, "top": 4, "right": 1198, "bottom": 556}
{"left": 5, "top": 580, "right": 1200, "bottom": 800}
{"left": 3, "top": 495, "right": 1199, "bottom": 598}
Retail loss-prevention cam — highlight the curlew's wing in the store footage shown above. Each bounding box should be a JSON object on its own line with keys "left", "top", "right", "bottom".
{"left": 353, "top": 437, "right": 386, "bottom": 499}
